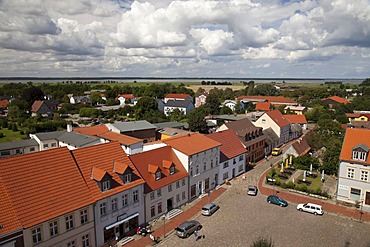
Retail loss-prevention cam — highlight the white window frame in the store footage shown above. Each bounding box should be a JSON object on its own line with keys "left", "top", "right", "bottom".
{"left": 49, "top": 221, "right": 58, "bottom": 237}
{"left": 100, "top": 203, "right": 107, "bottom": 216}
{"left": 124, "top": 173, "right": 131, "bottom": 183}
{"left": 67, "top": 240, "right": 76, "bottom": 247}
{"left": 82, "top": 234, "right": 90, "bottom": 247}
{"left": 157, "top": 188, "right": 162, "bottom": 197}
{"left": 155, "top": 171, "right": 161, "bottom": 180}
{"left": 168, "top": 184, "right": 172, "bottom": 192}
{"left": 65, "top": 215, "right": 74, "bottom": 231}
{"left": 176, "top": 181, "right": 180, "bottom": 189}
{"left": 150, "top": 192, "right": 155, "bottom": 200}
{"left": 347, "top": 167, "right": 355, "bottom": 179}
{"left": 223, "top": 161, "right": 229, "bottom": 169}
{"left": 112, "top": 198, "right": 118, "bottom": 211}
{"left": 32, "top": 227, "right": 42, "bottom": 244}
{"left": 102, "top": 180, "right": 110, "bottom": 191}
{"left": 360, "top": 170, "right": 369, "bottom": 182}
{"left": 158, "top": 202, "right": 162, "bottom": 214}
{"left": 133, "top": 190, "right": 139, "bottom": 203}
{"left": 170, "top": 166, "right": 175, "bottom": 175}
{"left": 80, "top": 209, "right": 88, "bottom": 225}
{"left": 122, "top": 194, "right": 128, "bottom": 207}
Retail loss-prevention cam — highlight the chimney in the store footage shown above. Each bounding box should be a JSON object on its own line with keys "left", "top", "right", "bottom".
{"left": 67, "top": 123, "right": 73, "bottom": 132}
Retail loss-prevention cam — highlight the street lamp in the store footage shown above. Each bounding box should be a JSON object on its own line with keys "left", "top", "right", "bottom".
{"left": 163, "top": 212, "right": 167, "bottom": 238}
{"left": 359, "top": 200, "right": 364, "bottom": 223}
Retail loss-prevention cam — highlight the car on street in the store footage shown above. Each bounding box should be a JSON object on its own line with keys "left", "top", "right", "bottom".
{"left": 247, "top": 185, "right": 258, "bottom": 196}
{"left": 272, "top": 148, "right": 282, "bottom": 156}
{"left": 267, "top": 195, "right": 288, "bottom": 207}
{"left": 175, "top": 220, "right": 202, "bottom": 238}
{"left": 201, "top": 202, "right": 220, "bottom": 216}
{"left": 297, "top": 203, "right": 324, "bottom": 215}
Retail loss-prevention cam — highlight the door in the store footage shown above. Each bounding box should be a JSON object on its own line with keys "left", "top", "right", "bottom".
{"left": 198, "top": 181, "right": 202, "bottom": 194}
{"left": 215, "top": 174, "right": 218, "bottom": 186}
{"left": 232, "top": 168, "right": 235, "bottom": 178}
{"left": 167, "top": 198, "right": 173, "bottom": 211}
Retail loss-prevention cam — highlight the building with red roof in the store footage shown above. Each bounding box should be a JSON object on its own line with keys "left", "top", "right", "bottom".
{"left": 283, "top": 137, "right": 311, "bottom": 160}
{"left": 164, "top": 93, "right": 192, "bottom": 103}
{"left": 255, "top": 101, "right": 272, "bottom": 112}
{"left": 284, "top": 114, "right": 308, "bottom": 130}
{"left": 117, "top": 94, "right": 139, "bottom": 105}
{"left": 130, "top": 146, "right": 189, "bottom": 221}
{"left": 337, "top": 128, "right": 370, "bottom": 211}
{"left": 207, "top": 129, "right": 247, "bottom": 185}
{"left": 322, "top": 96, "right": 349, "bottom": 108}
{"left": 238, "top": 95, "right": 298, "bottom": 106}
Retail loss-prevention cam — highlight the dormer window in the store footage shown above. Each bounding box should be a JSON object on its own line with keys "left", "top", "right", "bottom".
{"left": 124, "top": 173, "right": 131, "bottom": 183}
{"left": 352, "top": 144, "right": 369, "bottom": 161}
{"left": 102, "top": 180, "right": 110, "bottom": 191}
{"left": 170, "top": 166, "right": 175, "bottom": 175}
{"left": 156, "top": 171, "right": 161, "bottom": 180}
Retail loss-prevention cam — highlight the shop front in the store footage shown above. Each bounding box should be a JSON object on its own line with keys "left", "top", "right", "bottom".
{"left": 104, "top": 212, "right": 139, "bottom": 242}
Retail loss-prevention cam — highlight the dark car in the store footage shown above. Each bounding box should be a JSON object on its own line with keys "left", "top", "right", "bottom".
{"left": 267, "top": 195, "right": 288, "bottom": 207}
{"left": 175, "top": 220, "right": 202, "bottom": 238}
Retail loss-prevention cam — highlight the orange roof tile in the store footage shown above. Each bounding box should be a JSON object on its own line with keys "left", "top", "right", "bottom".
{"left": 118, "top": 94, "right": 136, "bottom": 99}
{"left": 165, "top": 93, "right": 191, "bottom": 99}
{"left": 31, "top": 100, "right": 43, "bottom": 112}
{"left": 345, "top": 113, "right": 360, "bottom": 118}
{"left": 129, "top": 146, "right": 188, "bottom": 191}
{"left": 238, "top": 95, "right": 297, "bottom": 104}
{"left": 266, "top": 110, "right": 291, "bottom": 127}
{"left": 162, "top": 160, "right": 173, "bottom": 169}
{"left": 113, "top": 161, "right": 129, "bottom": 174}
{"left": 255, "top": 102, "right": 271, "bottom": 111}
{"left": 162, "top": 133, "right": 221, "bottom": 156}
{"left": 0, "top": 177, "right": 22, "bottom": 234}
{"left": 340, "top": 128, "right": 370, "bottom": 164}
{"left": 71, "top": 142, "right": 145, "bottom": 201}
{"left": 292, "top": 138, "right": 311, "bottom": 156}
{"left": 322, "top": 96, "right": 349, "bottom": 104}
{"left": 91, "top": 167, "right": 107, "bottom": 181}
{"left": 98, "top": 131, "right": 142, "bottom": 145}
{"left": 0, "top": 148, "right": 94, "bottom": 228}
{"left": 283, "top": 114, "right": 308, "bottom": 124}
{"left": 148, "top": 164, "right": 160, "bottom": 174}
{"left": 207, "top": 129, "right": 246, "bottom": 163}
{"left": 0, "top": 99, "right": 9, "bottom": 108}
{"left": 74, "top": 125, "right": 109, "bottom": 136}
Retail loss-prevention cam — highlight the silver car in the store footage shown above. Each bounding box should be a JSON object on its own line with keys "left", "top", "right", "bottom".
{"left": 175, "top": 220, "right": 202, "bottom": 238}
{"left": 247, "top": 185, "right": 258, "bottom": 196}
{"left": 201, "top": 202, "right": 220, "bottom": 216}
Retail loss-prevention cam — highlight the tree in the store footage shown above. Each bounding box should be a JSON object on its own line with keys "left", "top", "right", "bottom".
{"left": 22, "top": 86, "right": 44, "bottom": 107}
{"left": 321, "top": 139, "right": 342, "bottom": 175}
{"left": 253, "top": 84, "right": 279, "bottom": 96}
{"left": 168, "top": 108, "right": 185, "bottom": 122}
{"left": 135, "top": 96, "right": 158, "bottom": 119}
{"left": 205, "top": 92, "right": 221, "bottom": 115}
{"left": 219, "top": 105, "right": 233, "bottom": 115}
{"left": 360, "top": 78, "right": 370, "bottom": 86}
{"left": 188, "top": 107, "right": 208, "bottom": 133}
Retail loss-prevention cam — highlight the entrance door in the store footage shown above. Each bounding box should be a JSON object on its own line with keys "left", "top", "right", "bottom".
{"left": 232, "top": 168, "right": 235, "bottom": 178}
{"left": 167, "top": 198, "right": 173, "bottom": 211}
{"left": 366, "top": 192, "right": 370, "bottom": 206}
{"left": 215, "top": 174, "right": 218, "bottom": 186}
{"left": 198, "top": 181, "right": 202, "bottom": 194}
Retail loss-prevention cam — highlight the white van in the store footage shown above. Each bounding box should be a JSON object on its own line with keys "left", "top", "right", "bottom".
{"left": 297, "top": 203, "right": 324, "bottom": 215}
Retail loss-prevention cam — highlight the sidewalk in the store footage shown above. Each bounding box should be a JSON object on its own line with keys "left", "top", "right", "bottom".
{"left": 258, "top": 164, "right": 370, "bottom": 222}
{"left": 124, "top": 187, "right": 227, "bottom": 247}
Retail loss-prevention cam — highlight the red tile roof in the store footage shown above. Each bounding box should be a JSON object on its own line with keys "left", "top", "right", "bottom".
{"left": 129, "top": 146, "right": 188, "bottom": 191}
{"left": 118, "top": 94, "right": 136, "bottom": 99}
{"left": 98, "top": 131, "right": 142, "bottom": 145}
{"left": 284, "top": 114, "right": 308, "bottom": 124}
{"left": 72, "top": 142, "right": 145, "bottom": 201}
{"left": 340, "top": 128, "right": 370, "bottom": 164}
{"left": 237, "top": 95, "right": 297, "bottom": 104}
{"left": 207, "top": 129, "right": 246, "bottom": 162}
{"left": 0, "top": 99, "right": 9, "bottom": 108}
{"left": 162, "top": 133, "right": 222, "bottom": 156}
{"left": 91, "top": 167, "right": 108, "bottom": 181}
{"left": 266, "top": 110, "right": 291, "bottom": 127}
{"left": 322, "top": 96, "right": 349, "bottom": 104}
{"left": 165, "top": 93, "right": 191, "bottom": 99}
{"left": 255, "top": 102, "right": 271, "bottom": 111}
{"left": 0, "top": 148, "right": 94, "bottom": 228}
{"left": 345, "top": 113, "right": 370, "bottom": 119}
{"left": 292, "top": 138, "right": 311, "bottom": 156}
{"left": 0, "top": 177, "right": 22, "bottom": 234}
{"left": 74, "top": 125, "right": 109, "bottom": 136}
{"left": 31, "top": 100, "right": 43, "bottom": 112}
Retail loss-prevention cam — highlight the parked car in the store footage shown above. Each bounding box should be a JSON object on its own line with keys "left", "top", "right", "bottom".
{"left": 201, "top": 202, "right": 220, "bottom": 216}
{"left": 297, "top": 203, "right": 324, "bottom": 215}
{"left": 247, "top": 185, "right": 258, "bottom": 196}
{"left": 271, "top": 148, "right": 282, "bottom": 156}
{"left": 175, "top": 220, "right": 202, "bottom": 238}
{"left": 267, "top": 195, "right": 288, "bottom": 207}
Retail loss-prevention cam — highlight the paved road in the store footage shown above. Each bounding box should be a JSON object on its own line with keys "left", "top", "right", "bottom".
{"left": 155, "top": 158, "right": 370, "bottom": 247}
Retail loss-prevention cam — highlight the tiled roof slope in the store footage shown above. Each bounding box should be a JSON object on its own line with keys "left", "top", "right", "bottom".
{"left": 255, "top": 102, "right": 271, "bottom": 111}
{"left": 163, "top": 133, "right": 221, "bottom": 156}
{"left": 98, "top": 131, "right": 142, "bottom": 145}
{"left": 284, "top": 114, "right": 308, "bottom": 124}
{"left": 207, "top": 129, "right": 246, "bottom": 163}
{"left": 165, "top": 93, "right": 190, "bottom": 99}
{"left": 0, "top": 177, "right": 22, "bottom": 234}
{"left": 71, "top": 142, "right": 145, "bottom": 201}
{"left": 225, "top": 118, "right": 260, "bottom": 134}
{"left": 292, "top": 138, "right": 311, "bottom": 156}
{"left": 0, "top": 99, "right": 9, "bottom": 108}
{"left": 322, "top": 96, "right": 349, "bottom": 104}
{"left": 237, "top": 95, "right": 297, "bottom": 104}
{"left": 129, "top": 146, "right": 188, "bottom": 192}
{"left": 0, "top": 148, "right": 94, "bottom": 228}
{"left": 74, "top": 125, "right": 109, "bottom": 136}
{"left": 111, "top": 121, "right": 156, "bottom": 132}
{"left": 266, "top": 110, "right": 291, "bottom": 127}
{"left": 340, "top": 128, "right": 370, "bottom": 164}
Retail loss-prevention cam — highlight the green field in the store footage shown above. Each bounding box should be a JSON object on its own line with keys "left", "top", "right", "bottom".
{"left": 0, "top": 128, "right": 27, "bottom": 142}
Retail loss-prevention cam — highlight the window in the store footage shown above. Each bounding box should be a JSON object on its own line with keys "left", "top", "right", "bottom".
{"left": 352, "top": 151, "right": 367, "bottom": 161}
{"left": 223, "top": 161, "right": 229, "bottom": 169}
{"left": 124, "top": 173, "right": 131, "bottom": 183}
{"left": 170, "top": 166, "right": 175, "bottom": 175}
{"left": 122, "top": 194, "right": 128, "bottom": 207}
{"left": 112, "top": 198, "right": 118, "bottom": 211}
{"left": 30, "top": 147, "right": 35, "bottom": 152}
{"left": 204, "top": 162, "right": 206, "bottom": 171}
{"left": 65, "top": 215, "right": 74, "bottom": 230}
{"left": 43, "top": 143, "right": 49, "bottom": 148}
{"left": 32, "top": 227, "right": 42, "bottom": 244}
{"left": 133, "top": 190, "right": 139, "bottom": 203}
{"left": 223, "top": 172, "right": 228, "bottom": 180}
{"left": 151, "top": 206, "right": 155, "bottom": 217}
{"left": 176, "top": 194, "right": 180, "bottom": 202}
{"left": 350, "top": 188, "right": 361, "bottom": 201}
{"left": 168, "top": 184, "right": 172, "bottom": 192}
{"left": 347, "top": 168, "right": 355, "bottom": 179}
{"left": 360, "top": 152, "right": 367, "bottom": 161}
{"left": 150, "top": 192, "right": 155, "bottom": 200}
{"left": 361, "top": 170, "right": 369, "bottom": 181}
{"left": 102, "top": 180, "right": 110, "bottom": 191}
{"left": 49, "top": 221, "right": 58, "bottom": 237}
{"left": 100, "top": 203, "right": 107, "bottom": 216}
{"left": 51, "top": 143, "right": 56, "bottom": 147}
{"left": 182, "top": 191, "right": 186, "bottom": 200}
{"left": 80, "top": 209, "right": 88, "bottom": 225}
{"left": 67, "top": 241, "right": 75, "bottom": 247}
{"left": 211, "top": 160, "right": 213, "bottom": 168}
{"left": 238, "top": 165, "right": 243, "bottom": 172}
{"left": 239, "top": 155, "right": 244, "bottom": 161}
{"left": 196, "top": 165, "right": 199, "bottom": 175}
{"left": 176, "top": 181, "right": 180, "bottom": 189}
{"left": 190, "top": 184, "right": 196, "bottom": 198}
{"left": 157, "top": 188, "right": 162, "bottom": 197}
{"left": 233, "top": 158, "right": 236, "bottom": 164}
{"left": 182, "top": 179, "right": 186, "bottom": 186}
{"left": 16, "top": 149, "right": 20, "bottom": 154}
{"left": 82, "top": 234, "right": 90, "bottom": 247}
{"left": 158, "top": 202, "right": 162, "bottom": 214}
{"left": 190, "top": 167, "right": 193, "bottom": 177}
{"left": 155, "top": 171, "right": 161, "bottom": 180}
{"left": 262, "top": 119, "right": 266, "bottom": 124}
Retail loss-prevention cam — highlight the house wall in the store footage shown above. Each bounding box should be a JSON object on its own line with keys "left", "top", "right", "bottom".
{"left": 282, "top": 145, "right": 299, "bottom": 160}
{"left": 254, "top": 115, "right": 280, "bottom": 138}
{"left": 29, "top": 135, "right": 59, "bottom": 151}
{"left": 23, "top": 205, "right": 95, "bottom": 247}
{"left": 337, "top": 161, "right": 370, "bottom": 212}
{"left": 195, "top": 95, "right": 207, "bottom": 107}
{"left": 218, "top": 154, "right": 246, "bottom": 185}
{"left": 122, "top": 129, "right": 156, "bottom": 143}
{"left": 144, "top": 179, "right": 188, "bottom": 222}
{"left": 143, "top": 142, "right": 168, "bottom": 152}
{"left": 0, "top": 145, "right": 39, "bottom": 158}
{"left": 94, "top": 184, "right": 145, "bottom": 246}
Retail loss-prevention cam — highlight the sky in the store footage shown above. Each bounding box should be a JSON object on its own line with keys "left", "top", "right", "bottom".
{"left": 0, "top": 0, "right": 369, "bottom": 78}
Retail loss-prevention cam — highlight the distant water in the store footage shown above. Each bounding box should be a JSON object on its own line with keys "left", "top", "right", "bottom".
{"left": 0, "top": 78, "right": 364, "bottom": 84}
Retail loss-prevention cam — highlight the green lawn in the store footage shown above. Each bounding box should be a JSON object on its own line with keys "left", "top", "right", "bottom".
{"left": 297, "top": 173, "right": 323, "bottom": 191}
{"left": 0, "top": 128, "right": 27, "bottom": 142}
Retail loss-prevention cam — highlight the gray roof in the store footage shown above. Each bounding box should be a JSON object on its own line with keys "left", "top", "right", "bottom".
{"left": 112, "top": 120, "right": 157, "bottom": 132}
{"left": 291, "top": 124, "right": 302, "bottom": 132}
{"left": 57, "top": 132, "right": 100, "bottom": 148}
{"left": 33, "top": 131, "right": 65, "bottom": 141}
{"left": 263, "top": 128, "right": 279, "bottom": 144}
{"left": 165, "top": 99, "right": 192, "bottom": 108}
{"left": 212, "top": 115, "right": 248, "bottom": 121}
{"left": 0, "top": 139, "right": 38, "bottom": 150}
{"left": 354, "top": 143, "right": 369, "bottom": 152}
{"left": 153, "top": 121, "right": 186, "bottom": 130}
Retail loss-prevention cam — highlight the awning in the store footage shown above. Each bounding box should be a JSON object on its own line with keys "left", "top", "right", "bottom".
{"left": 104, "top": 212, "right": 139, "bottom": 230}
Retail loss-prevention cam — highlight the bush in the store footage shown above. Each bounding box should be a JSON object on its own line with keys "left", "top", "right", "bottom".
{"left": 19, "top": 130, "right": 24, "bottom": 135}
{"left": 0, "top": 132, "right": 4, "bottom": 138}
{"left": 286, "top": 181, "right": 295, "bottom": 189}
{"left": 297, "top": 184, "right": 308, "bottom": 192}
{"left": 280, "top": 183, "right": 288, "bottom": 189}
{"left": 12, "top": 124, "right": 18, "bottom": 132}
{"left": 251, "top": 237, "right": 274, "bottom": 247}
